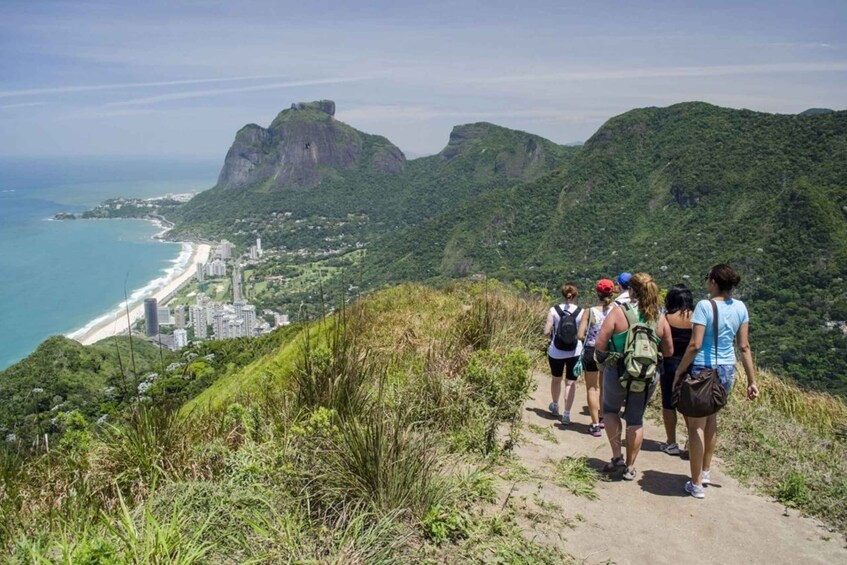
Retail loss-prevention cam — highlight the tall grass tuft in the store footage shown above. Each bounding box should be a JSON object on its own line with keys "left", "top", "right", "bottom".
{"left": 293, "top": 307, "right": 374, "bottom": 418}
{"left": 105, "top": 491, "right": 213, "bottom": 564}
{"left": 240, "top": 499, "right": 410, "bottom": 564}
{"left": 315, "top": 407, "right": 449, "bottom": 517}
{"left": 95, "top": 405, "right": 192, "bottom": 501}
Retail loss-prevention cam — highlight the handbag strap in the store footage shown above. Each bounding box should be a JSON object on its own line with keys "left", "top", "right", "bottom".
{"left": 709, "top": 299, "right": 719, "bottom": 368}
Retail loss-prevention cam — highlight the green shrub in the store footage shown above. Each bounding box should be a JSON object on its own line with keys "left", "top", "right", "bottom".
{"left": 421, "top": 503, "right": 472, "bottom": 544}
{"left": 776, "top": 471, "right": 811, "bottom": 508}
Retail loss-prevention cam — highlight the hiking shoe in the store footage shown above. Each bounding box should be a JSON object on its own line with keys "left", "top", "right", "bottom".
{"left": 701, "top": 470, "right": 711, "bottom": 485}
{"left": 685, "top": 481, "right": 705, "bottom": 499}
{"left": 603, "top": 456, "right": 626, "bottom": 473}
{"left": 622, "top": 467, "right": 637, "bottom": 481}
{"left": 661, "top": 442, "right": 681, "bottom": 456}
{"left": 548, "top": 402, "right": 560, "bottom": 416}
{"left": 561, "top": 413, "right": 571, "bottom": 426}
{"left": 588, "top": 423, "right": 602, "bottom": 437}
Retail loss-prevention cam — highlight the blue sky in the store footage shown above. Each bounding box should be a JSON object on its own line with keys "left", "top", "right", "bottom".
{"left": 1, "top": 0, "right": 845, "bottom": 158}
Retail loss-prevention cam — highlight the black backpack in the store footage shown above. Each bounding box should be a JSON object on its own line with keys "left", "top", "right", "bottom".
{"left": 553, "top": 305, "right": 582, "bottom": 351}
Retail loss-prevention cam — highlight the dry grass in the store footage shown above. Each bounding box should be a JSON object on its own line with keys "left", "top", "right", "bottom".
{"left": 734, "top": 367, "right": 847, "bottom": 439}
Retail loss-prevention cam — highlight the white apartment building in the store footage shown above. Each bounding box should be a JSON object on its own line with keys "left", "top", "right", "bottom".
{"left": 173, "top": 329, "right": 188, "bottom": 349}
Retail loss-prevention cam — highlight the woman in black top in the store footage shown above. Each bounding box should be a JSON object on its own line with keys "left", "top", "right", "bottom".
{"left": 660, "top": 284, "right": 693, "bottom": 456}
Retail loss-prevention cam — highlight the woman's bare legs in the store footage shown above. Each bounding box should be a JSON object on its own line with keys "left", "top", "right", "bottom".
{"left": 662, "top": 408, "right": 678, "bottom": 444}
{"left": 563, "top": 378, "right": 577, "bottom": 414}
{"left": 550, "top": 376, "right": 562, "bottom": 407}
{"left": 584, "top": 370, "right": 600, "bottom": 424}
{"left": 687, "top": 416, "right": 707, "bottom": 485}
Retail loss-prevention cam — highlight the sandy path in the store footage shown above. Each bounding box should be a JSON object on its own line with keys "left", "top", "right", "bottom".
{"left": 72, "top": 243, "right": 211, "bottom": 345}
{"left": 509, "top": 372, "right": 846, "bottom": 564}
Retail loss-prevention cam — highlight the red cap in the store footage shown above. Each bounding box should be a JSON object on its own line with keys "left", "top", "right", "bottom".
{"left": 596, "top": 279, "right": 615, "bottom": 295}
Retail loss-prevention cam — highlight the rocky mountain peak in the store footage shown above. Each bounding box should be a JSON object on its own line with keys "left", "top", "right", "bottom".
{"left": 289, "top": 100, "right": 336, "bottom": 116}
{"left": 215, "top": 101, "right": 403, "bottom": 191}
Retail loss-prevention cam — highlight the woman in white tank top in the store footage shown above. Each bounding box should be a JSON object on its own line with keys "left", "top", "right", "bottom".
{"left": 577, "top": 279, "right": 616, "bottom": 437}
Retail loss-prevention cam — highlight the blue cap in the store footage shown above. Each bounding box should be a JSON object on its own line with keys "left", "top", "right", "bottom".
{"left": 617, "top": 272, "right": 632, "bottom": 287}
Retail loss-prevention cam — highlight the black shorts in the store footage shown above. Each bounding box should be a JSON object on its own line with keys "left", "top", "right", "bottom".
{"left": 582, "top": 346, "right": 598, "bottom": 372}
{"left": 548, "top": 355, "right": 579, "bottom": 380}
{"left": 661, "top": 357, "right": 682, "bottom": 410}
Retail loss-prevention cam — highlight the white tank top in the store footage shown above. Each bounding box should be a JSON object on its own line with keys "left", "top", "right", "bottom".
{"left": 585, "top": 305, "right": 611, "bottom": 347}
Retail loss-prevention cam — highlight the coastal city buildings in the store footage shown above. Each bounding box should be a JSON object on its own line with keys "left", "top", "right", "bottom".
{"left": 173, "top": 328, "right": 188, "bottom": 349}
{"left": 216, "top": 240, "right": 235, "bottom": 260}
{"left": 144, "top": 238, "right": 285, "bottom": 350}
{"left": 190, "top": 305, "right": 208, "bottom": 339}
{"left": 144, "top": 298, "right": 158, "bottom": 337}
{"left": 157, "top": 306, "right": 172, "bottom": 325}
{"left": 174, "top": 306, "right": 185, "bottom": 329}
{"left": 232, "top": 263, "right": 243, "bottom": 302}
{"left": 207, "top": 259, "right": 226, "bottom": 277}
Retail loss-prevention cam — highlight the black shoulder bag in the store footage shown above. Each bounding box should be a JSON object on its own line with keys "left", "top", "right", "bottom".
{"left": 673, "top": 300, "right": 728, "bottom": 418}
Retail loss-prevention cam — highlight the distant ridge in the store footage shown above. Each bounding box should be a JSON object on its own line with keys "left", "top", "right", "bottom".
{"left": 799, "top": 107, "right": 835, "bottom": 116}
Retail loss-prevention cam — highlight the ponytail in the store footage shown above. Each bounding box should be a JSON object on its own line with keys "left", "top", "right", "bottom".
{"left": 561, "top": 283, "right": 578, "bottom": 301}
{"left": 630, "top": 272, "right": 659, "bottom": 323}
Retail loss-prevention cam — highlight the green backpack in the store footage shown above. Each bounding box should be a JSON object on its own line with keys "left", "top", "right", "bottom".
{"left": 619, "top": 304, "right": 659, "bottom": 394}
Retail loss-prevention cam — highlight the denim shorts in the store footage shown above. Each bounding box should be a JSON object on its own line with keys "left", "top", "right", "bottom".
{"left": 691, "top": 365, "right": 736, "bottom": 395}
{"left": 602, "top": 363, "right": 656, "bottom": 426}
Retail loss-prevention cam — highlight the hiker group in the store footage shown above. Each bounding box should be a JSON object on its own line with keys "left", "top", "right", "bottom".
{"left": 544, "top": 265, "right": 759, "bottom": 499}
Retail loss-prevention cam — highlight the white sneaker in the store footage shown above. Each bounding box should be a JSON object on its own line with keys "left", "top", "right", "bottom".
{"left": 561, "top": 413, "right": 571, "bottom": 425}
{"left": 701, "top": 470, "right": 711, "bottom": 485}
{"left": 685, "top": 481, "right": 705, "bottom": 499}
{"left": 548, "top": 402, "right": 560, "bottom": 416}
{"left": 661, "top": 442, "right": 681, "bottom": 456}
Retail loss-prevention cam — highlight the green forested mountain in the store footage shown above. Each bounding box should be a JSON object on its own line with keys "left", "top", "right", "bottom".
{"left": 362, "top": 102, "right": 847, "bottom": 394}
{"left": 0, "top": 336, "right": 168, "bottom": 442}
{"left": 170, "top": 101, "right": 577, "bottom": 250}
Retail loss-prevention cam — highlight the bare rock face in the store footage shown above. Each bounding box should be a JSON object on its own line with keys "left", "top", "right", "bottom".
{"left": 216, "top": 100, "right": 404, "bottom": 191}
{"left": 372, "top": 144, "right": 406, "bottom": 174}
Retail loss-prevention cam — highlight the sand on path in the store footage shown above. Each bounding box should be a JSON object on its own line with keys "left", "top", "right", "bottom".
{"left": 72, "top": 243, "right": 211, "bottom": 346}
{"left": 509, "top": 372, "right": 846, "bottom": 564}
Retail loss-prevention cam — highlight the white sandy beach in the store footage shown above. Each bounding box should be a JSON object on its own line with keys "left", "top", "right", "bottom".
{"left": 71, "top": 243, "right": 211, "bottom": 345}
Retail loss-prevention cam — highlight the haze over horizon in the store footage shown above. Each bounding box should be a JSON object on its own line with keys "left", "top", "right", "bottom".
{"left": 1, "top": 0, "right": 846, "bottom": 158}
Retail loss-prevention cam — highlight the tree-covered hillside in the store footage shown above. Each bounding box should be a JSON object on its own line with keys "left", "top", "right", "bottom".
{"left": 169, "top": 103, "right": 577, "bottom": 252}
{"left": 362, "top": 103, "right": 847, "bottom": 394}
{"left": 0, "top": 336, "right": 168, "bottom": 443}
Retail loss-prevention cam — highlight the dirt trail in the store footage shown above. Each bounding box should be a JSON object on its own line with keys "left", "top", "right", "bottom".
{"left": 509, "top": 372, "right": 846, "bottom": 565}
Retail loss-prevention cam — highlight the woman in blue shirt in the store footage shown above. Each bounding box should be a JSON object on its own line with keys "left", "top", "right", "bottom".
{"left": 674, "top": 264, "right": 759, "bottom": 499}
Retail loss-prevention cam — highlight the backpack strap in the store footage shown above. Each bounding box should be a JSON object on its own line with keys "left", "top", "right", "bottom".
{"left": 708, "top": 299, "right": 719, "bottom": 368}
{"left": 553, "top": 304, "right": 565, "bottom": 319}
{"left": 571, "top": 306, "right": 582, "bottom": 319}
{"left": 622, "top": 303, "right": 639, "bottom": 329}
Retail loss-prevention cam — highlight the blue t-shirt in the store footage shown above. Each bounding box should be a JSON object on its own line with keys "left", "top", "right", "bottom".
{"left": 692, "top": 298, "right": 749, "bottom": 367}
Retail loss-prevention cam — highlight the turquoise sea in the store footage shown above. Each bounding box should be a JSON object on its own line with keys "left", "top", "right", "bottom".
{"left": 0, "top": 157, "right": 217, "bottom": 370}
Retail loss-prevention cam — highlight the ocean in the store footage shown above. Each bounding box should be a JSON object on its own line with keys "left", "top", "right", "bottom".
{"left": 0, "top": 157, "right": 218, "bottom": 370}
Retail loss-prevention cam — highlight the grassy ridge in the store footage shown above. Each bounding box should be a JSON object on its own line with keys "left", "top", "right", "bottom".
{"left": 0, "top": 283, "right": 573, "bottom": 563}
{"left": 716, "top": 367, "right": 847, "bottom": 532}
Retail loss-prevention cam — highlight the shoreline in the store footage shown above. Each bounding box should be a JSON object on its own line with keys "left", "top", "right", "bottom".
{"left": 66, "top": 218, "right": 210, "bottom": 346}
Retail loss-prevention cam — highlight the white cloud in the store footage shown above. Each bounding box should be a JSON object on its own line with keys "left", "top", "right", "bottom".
{"left": 104, "top": 76, "right": 373, "bottom": 107}
{"left": 469, "top": 62, "right": 847, "bottom": 84}
{"left": 0, "top": 74, "right": 289, "bottom": 99}
{"left": 0, "top": 101, "right": 52, "bottom": 110}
